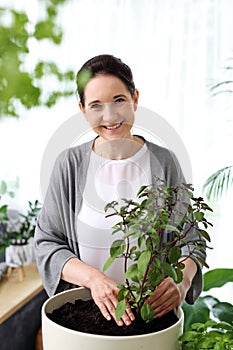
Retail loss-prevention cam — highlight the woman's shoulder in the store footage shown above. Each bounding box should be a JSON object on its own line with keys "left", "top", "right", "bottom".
{"left": 145, "top": 139, "right": 184, "bottom": 183}
{"left": 145, "top": 139, "right": 176, "bottom": 160}
{"left": 53, "top": 139, "right": 93, "bottom": 171}
{"left": 58, "top": 139, "right": 93, "bottom": 159}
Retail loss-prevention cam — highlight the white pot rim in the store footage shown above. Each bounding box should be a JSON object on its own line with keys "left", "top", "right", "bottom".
{"left": 42, "top": 287, "right": 184, "bottom": 340}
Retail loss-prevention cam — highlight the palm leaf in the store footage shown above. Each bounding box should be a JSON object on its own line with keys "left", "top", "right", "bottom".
{"left": 210, "top": 58, "right": 233, "bottom": 96}
{"left": 210, "top": 80, "right": 233, "bottom": 90}
{"left": 212, "top": 89, "right": 233, "bottom": 96}
{"left": 203, "top": 165, "right": 233, "bottom": 201}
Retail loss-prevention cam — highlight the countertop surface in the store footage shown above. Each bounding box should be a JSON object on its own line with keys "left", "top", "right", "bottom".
{"left": 0, "top": 263, "right": 43, "bottom": 324}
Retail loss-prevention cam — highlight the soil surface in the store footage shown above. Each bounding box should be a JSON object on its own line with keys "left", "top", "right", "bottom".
{"left": 47, "top": 299, "right": 178, "bottom": 336}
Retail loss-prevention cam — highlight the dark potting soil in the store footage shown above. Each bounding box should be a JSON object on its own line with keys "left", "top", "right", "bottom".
{"left": 47, "top": 299, "right": 178, "bottom": 336}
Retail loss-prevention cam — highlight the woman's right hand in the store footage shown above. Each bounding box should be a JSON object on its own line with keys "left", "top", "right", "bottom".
{"left": 61, "top": 257, "right": 134, "bottom": 326}
{"left": 87, "top": 269, "right": 135, "bottom": 326}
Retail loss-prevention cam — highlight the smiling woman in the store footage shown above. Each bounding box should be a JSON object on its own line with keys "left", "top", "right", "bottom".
{"left": 76, "top": 55, "right": 142, "bottom": 160}
{"left": 34, "top": 54, "right": 205, "bottom": 330}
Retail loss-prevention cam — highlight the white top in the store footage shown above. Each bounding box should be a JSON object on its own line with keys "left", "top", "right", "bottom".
{"left": 77, "top": 143, "right": 152, "bottom": 283}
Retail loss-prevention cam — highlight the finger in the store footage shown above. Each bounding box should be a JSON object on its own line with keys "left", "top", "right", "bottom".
{"left": 110, "top": 298, "right": 134, "bottom": 326}
{"left": 107, "top": 297, "right": 135, "bottom": 326}
{"left": 151, "top": 290, "right": 180, "bottom": 312}
{"left": 154, "top": 299, "right": 176, "bottom": 318}
{"left": 153, "top": 291, "right": 181, "bottom": 318}
{"left": 120, "top": 303, "right": 135, "bottom": 326}
{"left": 95, "top": 300, "right": 112, "bottom": 322}
{"left": 104, "top": 298, "right": 126, "bottom": 326}
{"left": 146, "top": 281, "right": 170, "bottom": 304}
{"left": 126, "top": 302, "right": 135, "bottom": 322}
{"left": 147, "top": 279, "right": 180, "bottom": 306}
{"left": 94, "top": 295, "right": 119, "bottom": 323}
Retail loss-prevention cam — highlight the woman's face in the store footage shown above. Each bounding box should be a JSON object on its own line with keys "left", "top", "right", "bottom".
{"left": 79, "top": 74, "right": 139, "bottom": 142}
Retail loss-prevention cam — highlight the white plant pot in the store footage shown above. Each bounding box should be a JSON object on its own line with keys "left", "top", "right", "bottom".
{"left": 42, "top": 287, "right": 184, "bottom": 350}
{"left": 5, "top": 242, "right": 33, "bottom": 267}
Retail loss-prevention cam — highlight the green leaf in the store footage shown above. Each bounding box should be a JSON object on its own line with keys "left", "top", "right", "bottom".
{"left": 200, "top": 295, "right": 219, "bottom": 308}
{"left": 189, "top": 322, "right": 205, "bottom": 332}
{"left": 140, "top": 303, "right": 154, "bottom": 323}
{"left": 182, "top": 298, "right": 210, "bottom": 331}
{"left": 213, "top": 343, "right": 226, "bottom": 350}
{"left": 212, "top": 322, "right": 233, "bottom": 331}
{"left": 174, "top": 268, "right": 183, "bottom": 283}
{"left": 203, "top": 269, "right": 233, "bottom": 291}
{"left": 198, "top": 337, "right": 216, "bottom": 348}
{"left": 197, "top": 257, "right": 209, "bottom": 268}
{"left": 148, "top": 268, "right": 162, "bottom": 287}
{"left": 115, "top": 299, "right": 126, "bottom": 320}
{"left": 198, "top": 229, "right": 211, "bottom": 242}
{"left": 168, "top": 246, "right": 181, "bottom": 264}
{"left": 194, "top": 211, "right": 204, "bottom": 221}
{"left": 212, "top": 302, "right": 233, "bottom": 324}
{"left": 110, "top": 239, "right": 125, "bottom": 258}
{"left": 164, "top": 224, "right": 181, "bottom": 233}
{"left": 117, "top": 288, "right": 129, "bottom": 302}
{"left": 137, "top": 235, "right": 145, "bottom": 248}
{"left": 161, "top": 262, "right": 177, "bottom": 281}
{"left": 137, "top": 185, "right": 148, "bottom": 197}
{"left": 0, "top": 181, "right": 7, "bottom": 195}
{"left": 125, "top": 264, "right": 141, "bottom": 280}
{"left": 203, "top": 165, "right": 233, "bottom": 201}
{"left": 138, "top": 250, "right": 151, "bottom": 273}
{"left": 102, "top": 256, "right": 114, "bottom": 272}
{"left": 34, "top": 20, "right": 62, "bottom": 44}
{"left": 179, "top": 330, "right": 198, "bottom": 342}
{"left": 76, "top": 69, "right": 92, "bottom": 92}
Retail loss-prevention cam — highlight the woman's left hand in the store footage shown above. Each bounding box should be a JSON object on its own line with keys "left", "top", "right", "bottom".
{"left": 145, "top": 277, "right": 188, "bottom": 319}
{"left": 146, "top": 258, "right": 197, "bottom": 318}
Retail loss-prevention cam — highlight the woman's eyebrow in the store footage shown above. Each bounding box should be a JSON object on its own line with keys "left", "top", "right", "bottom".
{"left": 87, "top": 99, "right": 101, "bottom": 107}
{"left": 113, "top": 94, "right": 127, "bottom": 99}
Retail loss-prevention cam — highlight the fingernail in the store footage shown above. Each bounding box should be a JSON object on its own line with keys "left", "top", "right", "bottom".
{"left": 126, "top": 320, "right": 131, "bottom": 326}
{"left": 106, "top": 315, "right": 111, "bottom": 321}
{"left": 117, "top": 320, "right": 123, "bottom": 326}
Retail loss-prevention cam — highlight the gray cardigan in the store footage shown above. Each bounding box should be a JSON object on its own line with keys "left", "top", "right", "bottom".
{"left": 34, "top": 138, "right": 206, "bottom": 303}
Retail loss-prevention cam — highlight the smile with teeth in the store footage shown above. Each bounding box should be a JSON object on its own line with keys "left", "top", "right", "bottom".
{"left": 103, "top": 121, "right": 123, "bottom": 130}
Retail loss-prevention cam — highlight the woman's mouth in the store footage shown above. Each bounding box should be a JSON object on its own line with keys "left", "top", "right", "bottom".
{"left": 103, "top": 121, "right": 123, "bottom": 130}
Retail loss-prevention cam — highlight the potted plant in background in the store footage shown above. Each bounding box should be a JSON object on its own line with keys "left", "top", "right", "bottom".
{"left": 5, "top": 200, "right": 41, "bottom": 277}
{"left": 180, "top": 268, "right": 233, "bottom": 349}
{"left": 203, "top": 165, "right": 233, "bottom": 202}
{"left": 0, "top": 178, "right": 19, "bottom": 256}
{"left": 0, "top": 184, "right": 41, "bottom": 280}
{"left": 180, "top": 65, "right": 233, "bottom": 348}
{"left": 203, "top": 57, "right": 233, "bottom": 202}
{"left": 42, "top": 178, "right": 212, "bottom": 350}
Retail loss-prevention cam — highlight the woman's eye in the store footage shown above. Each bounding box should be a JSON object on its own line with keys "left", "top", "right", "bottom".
{"left": 90, "top": 104, "right": 102, "bottom": 109}
{"left": 115, "top": 98, "right": 125, "bottom": 103}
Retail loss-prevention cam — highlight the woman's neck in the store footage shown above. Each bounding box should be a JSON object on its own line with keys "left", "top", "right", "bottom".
{"left": 93, "top": 135, "right": 144, "bottom": 160}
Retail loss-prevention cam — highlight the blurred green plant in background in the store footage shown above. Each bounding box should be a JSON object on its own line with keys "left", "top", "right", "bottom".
{"left": 180, "top": 269, "right": 233, "bottom": 349}
{"left": 0, "top": 0, "right": 74, "bottom": 118}
{"left": 203, "top": 57, "right": 233, "bottom": 202}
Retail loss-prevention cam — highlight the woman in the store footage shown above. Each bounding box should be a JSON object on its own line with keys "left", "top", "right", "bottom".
{"left": 35, "top": 54, "right": 205, "bottom": 327}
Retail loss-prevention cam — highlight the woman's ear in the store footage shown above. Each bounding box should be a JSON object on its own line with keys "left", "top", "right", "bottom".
{"left": 79, "top": 102, "right": 90, "bottom": 122}
{"left": 79, "top": 101, "right": 84, "bottom": 112}
{"left": 133, "top": 89, "right": 139, "bottom": 111}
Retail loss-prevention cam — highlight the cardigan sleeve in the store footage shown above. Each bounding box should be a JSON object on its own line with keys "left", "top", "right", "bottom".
{"left": 166, "top": 150, "right": 206, "bottom": 304}
{"left": 148, "top": 141, "right": 206, "bottom": 304}
{"left": 34, "top": 149, "right": 79, "bottom": 296}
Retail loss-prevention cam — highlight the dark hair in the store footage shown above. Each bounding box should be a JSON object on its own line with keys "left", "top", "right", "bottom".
{"left": 76, "top": 54, "right": 135, "bottom": 106}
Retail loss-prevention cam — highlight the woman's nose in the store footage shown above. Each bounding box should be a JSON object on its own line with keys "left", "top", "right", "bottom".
{"left": 102, "top": 103, "right": 117, "bottom": 122}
